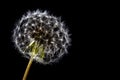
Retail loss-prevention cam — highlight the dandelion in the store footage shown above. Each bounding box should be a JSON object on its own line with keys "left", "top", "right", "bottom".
{"left": 13, "top": 10, "right": 71, "bottom": 80}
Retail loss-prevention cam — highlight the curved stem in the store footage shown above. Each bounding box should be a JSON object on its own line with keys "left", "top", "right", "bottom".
{"left": 22, "top": 56, "right": 33, "bottom": 80}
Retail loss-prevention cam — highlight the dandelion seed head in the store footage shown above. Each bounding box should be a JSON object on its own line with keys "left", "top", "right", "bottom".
{"left": 13, "top": 10, "right": 71, "bottom": 64}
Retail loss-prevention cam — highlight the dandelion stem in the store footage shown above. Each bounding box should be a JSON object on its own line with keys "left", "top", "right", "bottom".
{"left": 22, "top": 56, "right": 33, "bottom": 80}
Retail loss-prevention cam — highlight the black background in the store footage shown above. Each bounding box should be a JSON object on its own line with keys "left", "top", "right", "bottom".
{"left": 0, "top": 1, "right": 103, "bottom": 80}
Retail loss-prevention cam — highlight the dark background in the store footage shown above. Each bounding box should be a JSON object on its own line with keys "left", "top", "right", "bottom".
{"left": 0, "top": 1, "right": 103, "bottom": 80}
